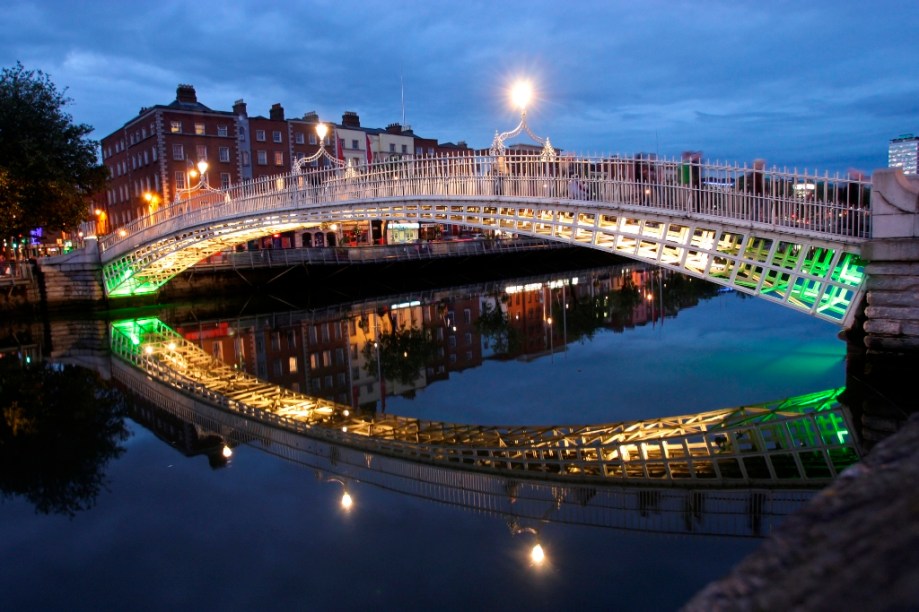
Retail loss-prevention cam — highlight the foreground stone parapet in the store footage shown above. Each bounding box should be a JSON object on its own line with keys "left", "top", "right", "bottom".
{"left": 683, "top": 412, "right": 919, "bottom": 611}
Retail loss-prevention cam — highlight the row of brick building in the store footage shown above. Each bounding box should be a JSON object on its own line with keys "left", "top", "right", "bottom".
{"left": 97, "top": 84, "right": 474, "bottom": 233}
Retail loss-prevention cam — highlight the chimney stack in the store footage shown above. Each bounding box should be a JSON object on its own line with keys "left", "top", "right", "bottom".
{"left": 176, "top": 84, "right": 197, "bottom": 104}
{"left": 342, "top": 111, "right": 361, "bottom": 128}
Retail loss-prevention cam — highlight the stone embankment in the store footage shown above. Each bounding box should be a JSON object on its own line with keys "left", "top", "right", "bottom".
{"left": 683, "top": 412, "right": 919, "bottom": 610}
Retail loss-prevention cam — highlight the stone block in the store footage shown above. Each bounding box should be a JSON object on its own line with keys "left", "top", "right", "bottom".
{"left": 862, "top": 237, "right": 919, "bottom": 260}
{"left": 866, "top": 262, "right": 919, "bottom": 275}
{"left": 865, "top": 305, "right": 919, "bottom": 320}
{"left": 864, "top": 276, "right": 919, "bottom": 291}
{"left": 865, "top": 290, "right": 919, "bottom": 306}
{"left": 863, "top": 319, "right": 902, "bottom": 335}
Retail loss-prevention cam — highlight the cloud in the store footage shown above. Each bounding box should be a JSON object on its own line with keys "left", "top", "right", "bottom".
{"left": 2, "top": 0, "right": 917, "bottom": 172}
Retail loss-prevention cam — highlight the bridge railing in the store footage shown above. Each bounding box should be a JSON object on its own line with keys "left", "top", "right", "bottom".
{"left": 98, "top": 153, "right": 872, "bottom": 254}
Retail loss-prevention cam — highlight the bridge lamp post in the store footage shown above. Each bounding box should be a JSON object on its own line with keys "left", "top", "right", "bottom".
{"left": 293, "top": 122, "right": 344, "bottom": 172}
{"left": 510, "top": 523, "right": 547, "bottom": 568}
{"left": 325, "top": 476, "right": 353, "bottom": 512}
{"left": 490, "top": 79, "right": 556, "bottom": 161}
{"left": 188, "top": 160, "right": 209, "bottom": 189}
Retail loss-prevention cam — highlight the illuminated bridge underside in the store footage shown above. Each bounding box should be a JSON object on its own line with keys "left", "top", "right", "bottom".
{"left": 98, "top": 154, "right": 868, "bottom": 324}
{"left": 112, "top": 318, "right": 859, "bottom": 487}
{"left": 101, "top": 195, "right": 864, "bottom": 325}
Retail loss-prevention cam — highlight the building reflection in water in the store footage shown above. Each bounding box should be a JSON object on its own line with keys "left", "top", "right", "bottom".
{"left": 118, "top": 379, "right": 820, "bottom": 574}
{"left": 171, "top": 262, "right": 715, "bottom": 414}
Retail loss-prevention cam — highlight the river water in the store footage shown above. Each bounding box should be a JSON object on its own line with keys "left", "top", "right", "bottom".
{"left": 0, "top": 259, "right": 847, "bottom": 611}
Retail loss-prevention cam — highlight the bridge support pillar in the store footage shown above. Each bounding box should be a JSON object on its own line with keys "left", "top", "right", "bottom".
{"left": 843, "top": 169, "right": 919, "bottom": 450}
{"left": 33, "top": 238, "right": 106, "bottom": 309}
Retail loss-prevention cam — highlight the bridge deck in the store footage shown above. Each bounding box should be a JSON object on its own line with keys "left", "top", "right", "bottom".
{"left": 112, "top": 318, "right": 859, "bottom": 486}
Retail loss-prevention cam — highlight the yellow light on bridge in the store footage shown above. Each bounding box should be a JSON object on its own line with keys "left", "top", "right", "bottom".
{"left": 222, "top": 445, "right": 233, "bottom": 459}
{"left": 316, "top": 123, "right": 329, "bottom": 142}
{"left": 511, "top": 80, "right": 533, "bottom": 111}
{"left": 530, "top": 543, "right": 546, "bottom": 566}
{"left": 340, "top": 491, "right": 353, "bottom": 511}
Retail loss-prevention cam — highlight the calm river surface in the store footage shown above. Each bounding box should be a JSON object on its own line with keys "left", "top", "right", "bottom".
{"left": 0, "top": 260, "right": 847, "bottom": 611}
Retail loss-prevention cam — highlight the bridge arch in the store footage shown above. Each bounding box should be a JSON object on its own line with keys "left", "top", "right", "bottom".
{"left": 97, "top": 154, "right": 869, "bottom": 325}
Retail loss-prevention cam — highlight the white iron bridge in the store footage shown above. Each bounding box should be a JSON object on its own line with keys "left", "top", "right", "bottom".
{"left": 98, "top": 153, "right": 870, "bottom": 325}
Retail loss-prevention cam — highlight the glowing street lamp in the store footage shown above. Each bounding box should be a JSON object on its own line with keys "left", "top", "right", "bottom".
{"left": 511, "top": 80, "right": 532, "bottom": 111}
{"left": 143, "top": 191, "right": 162, "bottom": 215}
{"left": 93, "top": 208, "right": 108, "bottom": 235}
{"left": 490, "top": 79, "right": 556, "bottom": 160}
{"left": 173, "top": 159, "right": 215, "bottom": 203}
{"left": 293, "top": 121, "right": 345, "bottom": 172}
{"left": 530, "top": 542, "right": 546, "bottom": 566}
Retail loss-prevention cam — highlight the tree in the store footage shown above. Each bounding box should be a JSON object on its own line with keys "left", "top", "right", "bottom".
{"left": 0, "top": 357, "right": 129, "bottom": 517}
{"left": 0, "top": 62, "right": 107, "bottom": 242}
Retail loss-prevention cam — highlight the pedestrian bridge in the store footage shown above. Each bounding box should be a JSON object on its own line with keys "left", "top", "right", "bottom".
{"left": 112, "top": 317, "right": 859, "bottom": 488}
{"left": 97, "top": 153, "right": 870, "bottom": 325}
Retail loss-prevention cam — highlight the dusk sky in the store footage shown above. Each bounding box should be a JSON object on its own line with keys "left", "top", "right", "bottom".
{"left": 4, "top": 0, "right": 918, "bottom": 175}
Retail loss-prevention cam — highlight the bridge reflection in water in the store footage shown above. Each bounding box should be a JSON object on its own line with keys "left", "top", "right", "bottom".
{"left": 116, "top": 349, "right": 829, "bottom": 556}
{"left": 112, "top": 317, "right": 857, "bottom": 494}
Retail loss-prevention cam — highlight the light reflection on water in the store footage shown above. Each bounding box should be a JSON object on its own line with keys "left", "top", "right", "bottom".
{"left": 0, "top": 262, "right": 847, "bottom": 611}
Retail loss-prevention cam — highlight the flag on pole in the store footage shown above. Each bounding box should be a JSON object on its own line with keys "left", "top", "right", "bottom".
{"left": 366, "top": 133, "right": 373, "bottom": 166}
{"left": 336, "top": 137, "right": 345, "bottom": 163}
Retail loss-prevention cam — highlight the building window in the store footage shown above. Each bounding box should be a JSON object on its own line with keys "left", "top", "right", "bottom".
{"left": 242, "top": 151, "right": 250, "bottom": 167}
{"left": 308, "top": 134, "right": 317, "bottom": 145}
{"left": 389, "top": 143, "right": 396, "bottom": 153}
{"left": 217, "top": 125, "right": 228, "bottom": 137}
{"left": 257, "top": 150, "right": 267, "bottom": 165}
{"left": 416, "top": 146, "right": 423, "bottom": 155}
{"left": 256, "top": 129, "right": 266, "bottom": 142}
{"left": 295, "top": 132, "right": 305, "bottom": 144}
{"left": 219, "top": 146, "right": 230, "bottom": 162}
{"left": 196, "top": 145, "right": 207, "bottom": 161}
{"left": 288, "top": 356, "right": 298, "bottom": 374}
{"left": 274, "top": 151, "right": 284, "bottom": 166}
{"left": 172, "top": 144, "right": 184, "bottom": 160}
{"left": 272, "top": 130, "right": 282, "bottom": 143}
{"left": 220, "top": 172, "right": 231, "bottom": 189}
{"left": 401, "top": 144, "right": 408, "bottom": 154}
{"left": 170, "top": 121, "right": 182, "bottom": 133}
{"left": 463, "top": 308, "right": 472, "bottom": 323}
{"left": 351, "top": 139, "right": 358, "bottom": 149}
{"left": 195, "top": 123, "right": 205, "bottom": 135}
{"left": 175, "top": 172, "right": 186, "bottom": 190}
